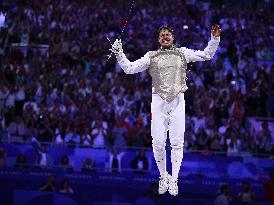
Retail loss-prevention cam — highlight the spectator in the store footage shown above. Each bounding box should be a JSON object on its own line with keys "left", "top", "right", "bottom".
{"left": 91, "top": 121, "right": 106, "bottom": 147}
{"left": 130, "top": 121, "right": 149, "bottom": 148}
{"left": 192, "top": 113, "right": 206, "bottom": 134}
{"left": 59, "top": 180, "right": 74, "bottom": 194}
{"left": 195, "top": 127, "right": 208, "bottom": 150}
{"left": 5, "top": 87, "right": 16, "bottom": 110}
{"left": 225, "top": 129, "right": 241, "bottom": 156}
{"left": 7, "top": 116, "right": 27, "bottom": 143}
{"left": 256, "top": 122, "right": 273, "bottom": 154}
{"left": 226, "top": 136, "right": 241, "bottom": 157}
{"left": 131, "top": 149, "right": 148, "bottom": 174}
{"left": 15, "top": 82, "right": 26, "bottom": 116}
{"left": 37, "top": 117, "right": 54, "bottom": 142}
{"left": 0, "top": 148, "right": 7, "bottom": 167}
{"left": 106, "top": 147, "right": 124, "bottom": 173}
{"left": 259, "top": 169, "right": 274, "bottom": 203}
{"left": 52, "top": 122, "right": 65, "bottom": 145}
{"left": 64, "top": 125, "right": 75, "bottom": 144}
{"left": 81, "top": 157, "right": 96, "bottom": 172}
{"left": 229, "top": 94, "right": 245, "bottom": 125}
{"left": 237, "top": 182, "right": 255, "bottom": 205}
{"left": 209, "top": 132, "right": 222, "bottom": 152}
{"left": 111, "top": 122, "right": 127, "bottom": 148}
{"left": 53, "top": 132, "right": 64, "bottom": 145}
{"left": 184, "top": 123, "right": 196, "bottom": 150}
{"left": 80, "top": 129, "right": 92, "bottom": 146}
{"left": 23, "top": 96, "right": 39, "bottom": 115}
{"left": 59, "top": 155, "right": 73, "bottom": 171}
{"left": 14, "top": 153, "right": 28, "bottom": 169}
{"left": 32, "top": 141, "right": 48, "bottom": 168}
{"left": 39, "top": 175, "right": 57, "bottom": 192}
{"left": 239, "top": 131, "right": 255, "bottom": 153}
{"left": 215, "top": 184, "right": 232, "bottom": 205}
{"left": 0, "top": 83, "right": 8, "bottom": 113}
{"left": 64, "top": 126, "right": 81, "bottom": 146}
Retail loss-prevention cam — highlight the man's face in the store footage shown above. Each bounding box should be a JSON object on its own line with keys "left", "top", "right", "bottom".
{"left": 158, "top": 29, "right": 174, "bottom": 49}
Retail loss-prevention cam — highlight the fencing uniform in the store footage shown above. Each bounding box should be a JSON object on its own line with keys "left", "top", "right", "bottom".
{"left": 114, "top": 34, "right": 220, "bottom": 191}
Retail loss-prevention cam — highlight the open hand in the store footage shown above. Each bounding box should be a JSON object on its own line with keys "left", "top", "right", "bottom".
{"left": 211, "top": 24, "right": 221, "bottom": 37}
{"left": 109, "top": 39, "right": 123, "bottom": 55}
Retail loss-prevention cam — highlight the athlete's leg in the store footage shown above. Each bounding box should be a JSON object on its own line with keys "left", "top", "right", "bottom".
{"left": 168, "top": 93, "right": 185, "bottom": 195}
{"left": 151, "top": 94, "right": 170, "bottom": 194}
{"left": 151, "top": 94, "right": 169, "bottom": 178}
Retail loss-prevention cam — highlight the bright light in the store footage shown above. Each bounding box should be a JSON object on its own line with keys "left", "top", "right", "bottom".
{"left": 0, "top": 12, "right": 6, "bottom": 28}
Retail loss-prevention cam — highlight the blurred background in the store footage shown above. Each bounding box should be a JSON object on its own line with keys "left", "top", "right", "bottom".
{"left": 0, "top": 0, "right": 273, "bottom": 204}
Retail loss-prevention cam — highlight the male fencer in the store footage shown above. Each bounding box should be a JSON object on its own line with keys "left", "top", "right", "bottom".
{"left": 110, "top": 24, "right": 221, "bottom": 196}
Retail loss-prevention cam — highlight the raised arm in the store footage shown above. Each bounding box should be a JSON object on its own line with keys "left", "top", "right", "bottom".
{"left": 110, "top": 39, "right": 150, "bottom": 74}
{"left": 181, "top": 24, "right": 221, "bottom": 63}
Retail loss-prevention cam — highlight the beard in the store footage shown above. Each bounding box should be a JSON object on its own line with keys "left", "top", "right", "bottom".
{"left": 161, "top": 43, "right": 173, "bottom": 49}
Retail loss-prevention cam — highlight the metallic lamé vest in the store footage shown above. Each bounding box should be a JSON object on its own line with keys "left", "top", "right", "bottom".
{"left": 149, "top": 47, "right": 188, "bottom": 103}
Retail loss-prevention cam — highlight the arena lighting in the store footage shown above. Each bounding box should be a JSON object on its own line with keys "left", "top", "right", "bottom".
{"left": 0, "top": 12, "right": 6, "bottom": 28}
{"left": 230, "top": 80, "right": 236, "bottom": 85}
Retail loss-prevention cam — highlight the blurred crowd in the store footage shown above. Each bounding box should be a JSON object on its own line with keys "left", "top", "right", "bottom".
{"left": 0, "top": 0, "right": 273, "bottom": 154}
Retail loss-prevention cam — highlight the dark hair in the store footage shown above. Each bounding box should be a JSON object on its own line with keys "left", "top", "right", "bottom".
{"left": 220, "top": 184, "right": 228, "bottom": 193}
{"left": 158, "top": 25, "right": 174, "bottom": 37}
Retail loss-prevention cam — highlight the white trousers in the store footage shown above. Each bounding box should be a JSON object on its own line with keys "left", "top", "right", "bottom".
{"left": 151, "top": 92, "right": 185, "bottom": 179}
